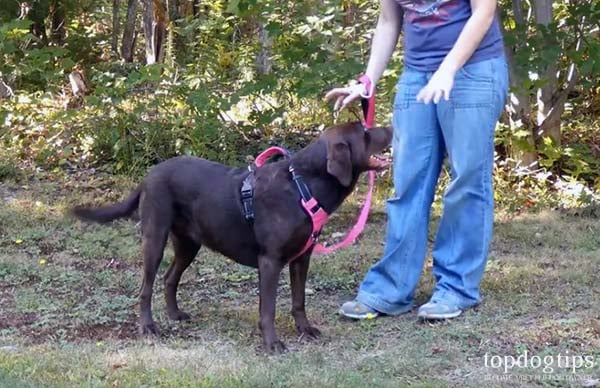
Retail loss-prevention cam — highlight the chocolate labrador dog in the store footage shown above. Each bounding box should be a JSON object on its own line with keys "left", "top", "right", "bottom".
{"left": 72, "top": 122, "right": 392, "bottom": 353}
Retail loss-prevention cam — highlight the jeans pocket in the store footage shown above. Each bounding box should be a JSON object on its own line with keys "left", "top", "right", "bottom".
{"left": 458, "top": 60, "right": 494, "bottom": 83}
{"left": 394, "top": 83, "right": 421, "bottom": 110}
{"left": 393, "top": 92, "right": 410, "bottom": 110}
{"left": 452, "top": 61, "right": 495, "bottom": 109}
{"left": 394, "top": 70, "right": 426, "bottom": 110}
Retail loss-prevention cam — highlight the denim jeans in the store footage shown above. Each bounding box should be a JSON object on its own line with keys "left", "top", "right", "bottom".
{"left": 357, "top": 56, "right": 509, "bottom": 314}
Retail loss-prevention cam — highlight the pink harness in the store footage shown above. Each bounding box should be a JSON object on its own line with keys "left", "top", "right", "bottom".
{"left": 251, "top": 149, "right": 330, "bottom": 261}
{"left": 244, "top": 75, "right": 378, "bottom": 261}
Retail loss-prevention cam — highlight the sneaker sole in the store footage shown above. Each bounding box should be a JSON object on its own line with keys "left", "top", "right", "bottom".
{"left": 338, "top": 308, "right": 379, "bottom": 320}
{"left": 417, "top": 310, "right": 462, "bottom": 320}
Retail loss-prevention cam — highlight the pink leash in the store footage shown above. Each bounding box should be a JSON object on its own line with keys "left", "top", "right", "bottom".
{"left": 312, "top": 170, "right": 374, "bottom": 254}
{"left": 313, "top": 74, "right": 376, "bottom": 255}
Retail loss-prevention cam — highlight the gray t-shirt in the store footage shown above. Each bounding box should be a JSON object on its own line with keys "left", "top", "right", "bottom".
{"left": 395, "top": 0, "right": 505, "bottom": 71}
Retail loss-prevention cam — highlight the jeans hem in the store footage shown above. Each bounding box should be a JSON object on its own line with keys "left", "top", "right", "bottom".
{"left": 430, "top": 290, "right": 482, "bottom": 310}
{"left": 357, "top": 291, "right": 414, "bottom": 316}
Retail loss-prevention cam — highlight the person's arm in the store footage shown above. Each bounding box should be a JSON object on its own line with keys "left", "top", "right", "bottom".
{"left": 325, "top": 0, "right": 403, "bottom": 111}
{"left": 416, "top": 0, "right": 498, "bottom": 103}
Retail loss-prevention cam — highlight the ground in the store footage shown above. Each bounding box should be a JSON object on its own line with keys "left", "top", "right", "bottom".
{"left": 0, "top": 171, "right": 599, "bottom": 387}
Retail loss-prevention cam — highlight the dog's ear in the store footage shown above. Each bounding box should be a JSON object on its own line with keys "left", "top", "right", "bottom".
{"left": 327, "top": 141, "right": 352, "bottom": 187}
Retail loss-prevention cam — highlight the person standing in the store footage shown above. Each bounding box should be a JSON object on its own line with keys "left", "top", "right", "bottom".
{"left": 326, "top": 0, "right": 509, "bottom": 320}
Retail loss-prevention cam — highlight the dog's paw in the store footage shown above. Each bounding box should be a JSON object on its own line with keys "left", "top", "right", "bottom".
{"left": 139, "top": 322, "right": 160, "bottom": 336}
{"left": 265, "top": 340, "right": 287, "bottom": 354}
{"left": 298, "top": 325, "right": 321, "bottom": 340}
{"left": 168, "top": 310, "right": 191, "bottom": 321}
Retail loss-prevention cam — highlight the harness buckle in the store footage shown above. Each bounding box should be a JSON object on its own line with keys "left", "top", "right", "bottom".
{"left": 309, "top": 203, "right": 320, "bottom": 214}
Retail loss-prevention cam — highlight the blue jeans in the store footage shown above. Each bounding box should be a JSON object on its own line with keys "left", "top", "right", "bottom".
{"left": 357, "top": 56, "right": 509, "bottom": 314}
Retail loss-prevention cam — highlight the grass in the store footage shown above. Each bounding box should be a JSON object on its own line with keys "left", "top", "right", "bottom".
{"left": 0, "top": 171, "right": 599, "bottom": 387}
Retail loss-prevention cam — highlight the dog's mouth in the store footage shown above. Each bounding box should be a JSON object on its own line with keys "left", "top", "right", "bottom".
{"left": 367, "top": 154, "right": 391, "bottom": 171}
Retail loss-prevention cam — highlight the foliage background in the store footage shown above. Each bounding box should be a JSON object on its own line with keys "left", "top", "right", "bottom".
{"left": 0, "top": 0, "right": 598, "bottom": 210}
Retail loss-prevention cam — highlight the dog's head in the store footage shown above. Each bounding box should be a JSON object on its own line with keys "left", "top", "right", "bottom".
{"left": 321, "top": 122, "right": 392, "bottom": 187}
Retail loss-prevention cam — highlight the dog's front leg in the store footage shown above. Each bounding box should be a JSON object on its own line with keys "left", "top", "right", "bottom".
{"left": 289, "top": 253, "right": 321, "bottom": 340}
{"left": 258, "top": 254, "right": 285, "bottom": 353}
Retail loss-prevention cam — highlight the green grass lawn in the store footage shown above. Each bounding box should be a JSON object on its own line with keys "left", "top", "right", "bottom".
{"left": 1, "top": 173, "right": 599, "bottom": 387}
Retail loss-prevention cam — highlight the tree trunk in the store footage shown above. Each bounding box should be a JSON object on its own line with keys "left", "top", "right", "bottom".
{"left": 112, "top": 0, "right": 121, "bottom": 54}
{"left": 166, "top": 0, "right": 179, "bottom": 25}
{"left": 142, "top": 0, "right": 167, "bottom": 65}
{"left": 256, "top": 24, "right": 273, "bottom": 75}
{"left": 504, "top": 0, "right": 538, "bottom": 166}
{"left": 49, "top": 0, "right": 65, "bottom": 44}
{"left": 0, "top": 79, "right": 14, "bottom": 99}
{"left": 506, "top": 84, "right": 538, "bottom": 167}
{"left": 532, "top": 0, "right": 560, "bottom": 145}
{"left": 165, "top": 0, "right": 182, "bottom": 65}
{"left": 342, "top": 0, "right": 358, "bottom": 27}
{"left": 506, "top": 41, "right": 538, "bottom": 167}
{"left": 121, "top": 0, "right": 138, "bottom": 62}
{"left": 28, "top": 1, "right": 48, "bottom": 43}
{"left": 192, "top": 0, "right": 200, "bottom": 18}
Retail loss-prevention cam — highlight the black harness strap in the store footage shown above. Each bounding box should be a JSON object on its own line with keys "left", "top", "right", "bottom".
{"left": 289, "top": 165, "right": 320, "bottom": 213}
{"left": 241, "top": 147, "right": 292, "bottom": 222}
{"left": 241, "top": 169, "right": 255, "bottom": 221}
{"left": 240, "top": 152, "right": 319, "bottom": 222}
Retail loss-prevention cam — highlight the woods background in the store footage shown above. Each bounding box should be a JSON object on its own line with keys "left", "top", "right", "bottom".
{"left": 0, "top": 0, "right": 598, "bottom": 209}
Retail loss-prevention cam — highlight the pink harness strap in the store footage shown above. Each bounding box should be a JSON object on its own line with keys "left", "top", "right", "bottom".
{"left": 254, "top": 146, "right": 289, "bottom": 167}
{"left": 251, "top": 147, "right": 331, "bottom": 261}
{"left": 289, "top": 198, "right": 329, "bottom": 261}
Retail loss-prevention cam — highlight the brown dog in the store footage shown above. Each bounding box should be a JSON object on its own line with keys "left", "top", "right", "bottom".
{"left": 72, "top": 122, "right": 392, "bottom": 353}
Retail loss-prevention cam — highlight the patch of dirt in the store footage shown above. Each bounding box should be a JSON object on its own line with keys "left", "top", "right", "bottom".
{"left": 19, "top": 322, "right": 139, "bottom": 344}
{"left": 0, "top": 312, "right": 37, "bottom": 330}
{"left": 561, "top": 204, "right": 600, "bottom": 218}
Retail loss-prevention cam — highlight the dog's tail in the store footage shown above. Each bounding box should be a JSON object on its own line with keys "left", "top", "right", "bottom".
{"left": 71, "top": 186, "right": 141, "bottom": 224}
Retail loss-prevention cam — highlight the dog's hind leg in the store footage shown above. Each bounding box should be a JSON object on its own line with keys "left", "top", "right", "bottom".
{"left": 138, "top": 196, "right": 172, "bottom": 336}
{"left": 164, "top": 232, "right": 200, "bottom": 321}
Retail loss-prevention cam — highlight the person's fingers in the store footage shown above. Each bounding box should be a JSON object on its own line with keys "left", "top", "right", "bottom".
{"left": 433, "top": 89, "right": 442, "bottom": 104}
{"left": 324, "top": 87, "right": 348, "bottom": 102}
{"left": 341, "top": 90, "right": 362, "bottom": 110}
{"left": 334, "top": 95, "right": 345, "bottom": 111}
{"left": 417, "top": 87, "right": 431, "bottom": 103}
{"left": 443, "top": 87, "right": 451, "bottom": 101}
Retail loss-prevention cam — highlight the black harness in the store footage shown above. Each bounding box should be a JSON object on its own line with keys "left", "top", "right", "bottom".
{"left": 240, "top": 148, "right": 318, "bottom": 222}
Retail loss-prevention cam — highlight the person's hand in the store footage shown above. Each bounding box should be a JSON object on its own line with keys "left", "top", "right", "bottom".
{"left": 324, "top": 81, "right": 369, "bottom": 111}
{"left": 416, "top": 67, "right": 456, "bottom": 104}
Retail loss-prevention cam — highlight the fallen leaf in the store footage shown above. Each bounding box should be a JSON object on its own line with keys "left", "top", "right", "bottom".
{"left": 111, "top": 362, "right": 128, "bottom": 370}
